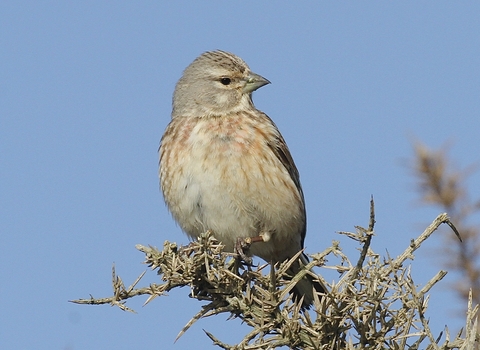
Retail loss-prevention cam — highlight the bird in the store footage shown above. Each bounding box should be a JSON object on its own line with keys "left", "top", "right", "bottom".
{"left": 159, "top": 50, "right": 326, "bottom": 308}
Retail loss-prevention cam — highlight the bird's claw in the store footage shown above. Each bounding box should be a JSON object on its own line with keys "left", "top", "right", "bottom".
{"left": 235, "top": 237, "right": 253, "bottom": 265}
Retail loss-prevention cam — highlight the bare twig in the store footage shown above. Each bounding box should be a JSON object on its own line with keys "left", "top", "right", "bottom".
{"left": 72, "top": 204, "right": 478, "bottom": 349}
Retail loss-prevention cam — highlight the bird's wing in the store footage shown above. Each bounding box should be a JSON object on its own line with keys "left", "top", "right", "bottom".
{"left": 263, "top": 113, "right": 307, "bottom": 246}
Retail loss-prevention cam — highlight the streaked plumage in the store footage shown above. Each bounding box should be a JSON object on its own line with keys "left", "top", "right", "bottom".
{"left": 159, "top": 50, "right": 326, "bottom": 307}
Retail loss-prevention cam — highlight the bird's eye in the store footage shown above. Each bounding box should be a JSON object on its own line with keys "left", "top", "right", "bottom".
{"left": 220, "top": 77, "right": 231, "bottom": 85}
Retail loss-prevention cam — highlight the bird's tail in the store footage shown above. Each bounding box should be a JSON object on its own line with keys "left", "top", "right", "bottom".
{"left": 287, "top": 253, "right": 327, "bottom": 309}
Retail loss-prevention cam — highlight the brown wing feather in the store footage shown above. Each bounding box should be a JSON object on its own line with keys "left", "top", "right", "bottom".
{"left": 262, "top": 113, "right": 307, "bottom": 247}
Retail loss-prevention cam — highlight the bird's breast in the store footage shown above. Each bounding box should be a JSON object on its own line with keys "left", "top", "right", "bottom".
{"left": 160, "top": 114, "right": 304, "bottom": 258}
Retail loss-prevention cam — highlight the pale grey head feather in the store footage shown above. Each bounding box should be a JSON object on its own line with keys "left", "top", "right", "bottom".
{"left": 172, "top": 50, "right": 270, "bottom": 117}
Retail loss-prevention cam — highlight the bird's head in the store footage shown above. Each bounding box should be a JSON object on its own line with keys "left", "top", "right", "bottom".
{"left": 172, "top": 50, "right": 270, "bottom": 117}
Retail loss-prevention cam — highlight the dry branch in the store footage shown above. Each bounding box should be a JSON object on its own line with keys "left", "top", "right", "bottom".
{"left": 71, "top": 203, "right": 477, "bottom": 349}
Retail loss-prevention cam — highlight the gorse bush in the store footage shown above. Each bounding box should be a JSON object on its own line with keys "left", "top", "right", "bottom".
{"left": 72, "top": 200, "right": 477, "bottom": 349}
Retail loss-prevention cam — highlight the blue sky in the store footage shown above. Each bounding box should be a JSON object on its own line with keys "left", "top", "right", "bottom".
{"left": 1, "top": 2, "right": 480, "bottom": 349}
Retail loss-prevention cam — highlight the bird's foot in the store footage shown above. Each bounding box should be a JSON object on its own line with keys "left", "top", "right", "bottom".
{"left": 235, "top": 234, "right": 269, "bottom": 266}
{"left": 235, "top": 237, "right": 253, "bottom": 265}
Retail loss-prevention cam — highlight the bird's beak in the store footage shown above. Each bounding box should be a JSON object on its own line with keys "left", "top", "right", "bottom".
{"left": 243, "top": 72, "right": 270, "bottom": 93}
